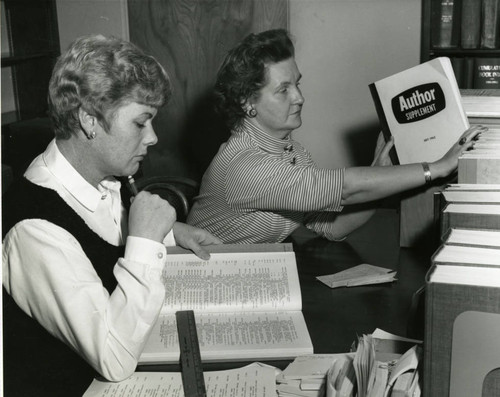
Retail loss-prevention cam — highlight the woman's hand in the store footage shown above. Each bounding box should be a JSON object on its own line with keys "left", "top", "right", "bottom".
{"left": 172, "top": 222, "right": 223, "bottom": 260}
{"left": 128, "top": 191, "right": 176, "bottom": 242}
{"left": 430, "top": 125, "right": 487, "bottom": 179}
{"left": 371, "top": 132, "right": 394, "bottom": 167}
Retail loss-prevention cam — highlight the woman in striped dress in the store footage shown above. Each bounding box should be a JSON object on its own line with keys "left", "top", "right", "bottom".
{"left": 187, "top": 29, "right": 481, "bottom": 244}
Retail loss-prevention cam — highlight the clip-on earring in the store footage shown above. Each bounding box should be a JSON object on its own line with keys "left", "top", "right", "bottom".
{"left": 88, "top": 130, "right": 96, "bottom": 140}
{"left": 246, "top": 107, "right": 257, "bottom": 118}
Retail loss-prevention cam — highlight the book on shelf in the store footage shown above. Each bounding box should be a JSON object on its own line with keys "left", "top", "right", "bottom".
{"left": 461, "top": 0, "right": 482, "bottom": 49}
{"left": 442, "top": 227, "right": 500, "bottom": 248}
{"left": 460, "top": 88, "right": 500, "bottom": 118}
{"left": 369, "top": 57, "right": 468, "bottom": 165}
{"left": 440, "top": 202, "right": 500, "bottom": 235}
{"left": 458, "top": 153, "right": 500, "bottom": 183}
{"left": 450, "top": 57, "right": 465, "bottom": 88}
{"left": 481, "top": 0, "right": 500, "bottom": 49}
{"left": 430, "top": 0, "right": 461, "bottom": 48}
{"left": 444, "top": 182, "right": 500, "bottom": 190}
{"left": 472, "top": 58, "right": 500, "bottom": 89}
{"left": 139, "top": 243, "right": 313, "bottom": 364}
{"left": 424, "top": 247, "right": 500, "bottom": 397}
{"left": 440, "top": 189, "right": 500, "bottom": 204}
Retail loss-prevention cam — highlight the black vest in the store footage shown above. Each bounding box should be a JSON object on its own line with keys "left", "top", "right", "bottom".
{"left": 2, "top": 178, "right": 128, "bottom": 396}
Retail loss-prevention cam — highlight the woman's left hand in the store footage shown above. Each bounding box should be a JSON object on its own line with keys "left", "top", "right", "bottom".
{"left": 172, "top": 222, "right": 223, "bottom": 260}
{"left": 371, "top": 132, "right": 394, "bottom": 167}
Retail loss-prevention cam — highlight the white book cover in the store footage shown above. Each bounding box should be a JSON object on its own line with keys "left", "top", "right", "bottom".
{"left": 370, "top": 57, "right": 469, "bottom": 164}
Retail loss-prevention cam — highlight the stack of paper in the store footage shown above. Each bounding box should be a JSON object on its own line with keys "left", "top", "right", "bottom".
{"left": 276, "top": 354, "right": 354, "bottom": 397}
{"left": 316, "top": 264, "right": 397, "bottom": 289}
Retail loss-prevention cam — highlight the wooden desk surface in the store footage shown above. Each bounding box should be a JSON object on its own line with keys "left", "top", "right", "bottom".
{"left": 292, "top": 207, "right": 431, "bottom": 355}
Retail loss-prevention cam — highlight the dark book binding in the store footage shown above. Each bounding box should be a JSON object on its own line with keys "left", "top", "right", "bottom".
{"left": 461, "top": 0, "right": 482, "bottom": 48}
{"left": 481, "top": 0, "right": 500, "bottom": 49}
{"left": 431, "top": 0, "right": 461, "bottom": 48}
{"left": 473, "top": 58, "right": 500, "bottom": 89}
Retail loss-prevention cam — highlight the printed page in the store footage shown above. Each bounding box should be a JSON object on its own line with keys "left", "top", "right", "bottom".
{"left": 82, "top": 363, "right": 277, "bottom": 397}
{"left": 140, "top": 310, "right": 313, "bottom": 363}
{"left": 160, "top": 251, "right": 302, "bottom": 313}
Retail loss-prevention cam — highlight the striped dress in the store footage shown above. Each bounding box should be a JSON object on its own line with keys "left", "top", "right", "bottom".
{"left": 187, "top": 120, "right": 345, "bottom": 243}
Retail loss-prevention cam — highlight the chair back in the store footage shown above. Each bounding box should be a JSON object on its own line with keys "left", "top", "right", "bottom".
{"left": 133, "top": 176, "right": 199, "bottom": 222}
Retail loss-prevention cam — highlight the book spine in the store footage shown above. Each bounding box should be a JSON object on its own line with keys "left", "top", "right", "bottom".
{"left": 423, "top": 278, "right": 436, "bottom": 397}
{"left": 481, "top": 0, "right": 500, "bottom": 49}
{"left": 463, "top": 57, "right": 475, "bottom": 88}
{"left": 424, "top": 280, "right": 500, "bottom": 397}
{"left": 472, "top": 57, "right": 500, "bottom": 89}
{"left": 451, "top": 57, "right": 465, "bottom": 88}
{"left": 461, "top": 0, "right": 482, "bottom": 48}
{"left": 368, "top": 82, "right": 400, "bottom": 165}
{"left": 446, "top": 210, "right": 500, "bottom": 230}
{"left": 431, "top": 0, "right": 461, "bottom": 48}
{"left": 458, "top": 157, "right": 500, "bottom": 183}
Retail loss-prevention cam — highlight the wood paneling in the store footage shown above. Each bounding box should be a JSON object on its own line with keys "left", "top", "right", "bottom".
{"left": 128, "top": 0, "right": 288, "bottom": 179}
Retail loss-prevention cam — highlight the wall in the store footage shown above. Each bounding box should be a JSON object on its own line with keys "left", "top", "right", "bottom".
{"left": 54, "top": 0, "right": 421, "bottom": 172}
{"left": 290, "top": 0, "right": 421, "bottom": 168}
{"left": 56, "top": 0, "right": 129, "bottom": 52}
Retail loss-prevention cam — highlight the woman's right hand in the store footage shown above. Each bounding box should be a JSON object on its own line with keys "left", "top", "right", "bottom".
{"left": 128, "top": 191, "right": 176, "bottom": 242}
{"left": 430, "top": 125, "right": 487, "bottom": 179}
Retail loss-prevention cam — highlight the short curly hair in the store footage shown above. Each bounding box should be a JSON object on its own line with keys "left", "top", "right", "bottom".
{"left": 214, "top": 29, "right": 295, "bottom": 131}
{"left": 48, "top": 34, "right": 172, "bottom": 139}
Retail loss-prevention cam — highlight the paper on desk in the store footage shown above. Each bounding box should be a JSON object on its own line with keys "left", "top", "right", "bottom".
{"left": 282, "top": 353, "right": 355, "bottom": 380}
{"left": 82, "top": 363, "right": 277, "bottom": 397}
{"left": 316, "top": 264, "right": 396, "bottom": 289}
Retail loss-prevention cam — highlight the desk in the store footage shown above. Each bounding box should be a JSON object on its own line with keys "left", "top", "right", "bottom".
{"left": 140, "top": 208, "right": 432, "bottom": 374}
{"left": 2, "top": 208, "right": 433, "bottom": 396}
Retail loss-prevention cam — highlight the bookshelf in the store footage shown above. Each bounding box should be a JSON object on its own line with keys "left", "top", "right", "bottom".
{"left": 1, "top": 0, "right": 60, "bottom": 124}
{"left": 421, "top": 0, "right": 500, "bottom": 90}
{"left": 1, "top": 0, "right": 59, "bottom": 186}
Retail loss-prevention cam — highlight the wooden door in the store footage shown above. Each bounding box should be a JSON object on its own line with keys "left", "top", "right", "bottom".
{"left": 128, "top": 0, "right": 288, "bottom": 180}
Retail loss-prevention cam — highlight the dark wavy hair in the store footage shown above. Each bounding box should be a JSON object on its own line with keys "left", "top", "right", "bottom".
{"left": 48, "top": 34, "right": 172, "bottom": 139}
{"left": 214, "top": 29, "right": 295, "bottom": 131}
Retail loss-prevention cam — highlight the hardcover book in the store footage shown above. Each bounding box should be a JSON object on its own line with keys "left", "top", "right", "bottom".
{"left": 369, "top": 57, "right": 469, "bottom": 165}
{"left": 480, "top": 0, "right": 500, "bottom": 49}
{"left": 138, "top": 243, "right": 313, "bottom": 364}
{"left": 440, "top": 202, "right": 500, "bottom": 235}
{"left": 461, "top": 0, "right": 482, "bottom": 48}
{"left": 473, "top": 58, "right": 500, "bottom": 88}
{"left": 424, "top": 247, "right": 500, "bottom": 397}
{"left": 431, "top": 0, "right": 461, "bottom": 48}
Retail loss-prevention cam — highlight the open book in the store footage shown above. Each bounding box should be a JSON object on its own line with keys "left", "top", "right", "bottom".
{"left": 139, "top": 243, "right": 313, "bottom": 364}
{"left": 369, "top": 57, "right": 468, "bottom": 165}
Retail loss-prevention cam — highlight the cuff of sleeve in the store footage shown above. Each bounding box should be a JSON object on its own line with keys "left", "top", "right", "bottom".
{"left": 163, "top": 229, "right": 176, "bottom": 247}
{"left": 125, "top": 236, "right": 166, "bottom": 269}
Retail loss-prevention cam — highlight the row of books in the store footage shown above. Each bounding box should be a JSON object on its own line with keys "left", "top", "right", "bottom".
{"left": 431, "top": 0, "right": 500, "bottom": 49}
{"left": 425, "top": 138, "right": 500, "bottom": 396}
{"left": 450, "top": 57, "right": 500, "bottom": 89}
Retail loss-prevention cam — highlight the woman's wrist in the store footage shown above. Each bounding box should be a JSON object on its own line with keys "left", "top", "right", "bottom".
{"left": 428, "top": 161, "right": 448, "bottom": 181}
